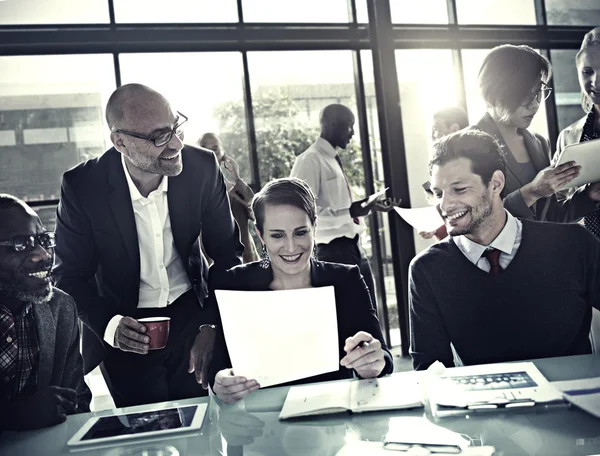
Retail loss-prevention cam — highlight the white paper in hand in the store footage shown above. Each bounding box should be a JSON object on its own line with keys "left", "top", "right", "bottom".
{"left": 394, "top": 206, "right": 444, "bottom": 232}
{"left": 215, "top": 287, "right": 339, "bottom": 388}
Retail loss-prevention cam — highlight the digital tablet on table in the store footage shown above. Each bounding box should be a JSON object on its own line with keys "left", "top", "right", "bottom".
{"left": 67, "top": 403, "right": 207, "bottom": 447}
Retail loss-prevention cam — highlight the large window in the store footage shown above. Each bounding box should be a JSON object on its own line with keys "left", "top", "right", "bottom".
{"left": 455, "top": 0, "right": 536, "bottom": 24}
{"left": 0, "top": 55, "right": 115, "bottom": 207}
{"left": 119, "top": 52, "right": 250, "bottom": 181}
{"left": 0, "top": 0, "right": 109, "bottom": 24}
{"left": 247, "top": 50, "right": 363, "bottom": 190}
{"left": 243, "top": 0, "right": 350, "bottom": 22}
{"left": 551, "top": 49, "right": 587, "bottom": 133}
{"left": 114, "top": 0, "right": 238, "bottom": 23}
{"left": 357, "top": 0, "right": 448, "bottom": 24}
{"left": 546, "top": 0, "right": 600, "bottom": 25}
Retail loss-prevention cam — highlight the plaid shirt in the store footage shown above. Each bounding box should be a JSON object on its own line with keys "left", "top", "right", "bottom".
{"left": 0, "top": 302, "right": 40, "bottom": 402}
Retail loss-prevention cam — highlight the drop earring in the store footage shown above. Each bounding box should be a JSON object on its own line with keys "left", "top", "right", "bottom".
{"left": 260, "top": 244, "right": 270, "bottom": 269}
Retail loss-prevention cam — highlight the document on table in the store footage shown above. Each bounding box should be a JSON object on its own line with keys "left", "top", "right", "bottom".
{"left": 394, "top": 206, "right": 444, "bottom": 233}
{"left": 215, "top": 287, "right": 339, "bottom": 388}
{"left": 551, "top": 377, "right": 600, "bottom": 418}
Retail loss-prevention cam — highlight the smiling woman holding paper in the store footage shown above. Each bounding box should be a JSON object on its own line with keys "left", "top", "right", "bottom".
{"left": 207, "top": 178, "right": 393, "bottom": 404}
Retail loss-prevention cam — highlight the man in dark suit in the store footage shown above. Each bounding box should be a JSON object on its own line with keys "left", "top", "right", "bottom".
{"left": 53, "top": 84, "right": 243, "bottom": 407}
{"left": 0, "top": 195, "right": 90, "bottom": 430}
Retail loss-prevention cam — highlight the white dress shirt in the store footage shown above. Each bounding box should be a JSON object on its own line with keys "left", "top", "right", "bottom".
{"left": 454, "top": 210, "right": 523, "bottom": 272}
{"left": 103, "top": 156, "right": 192, "bottom": 347}
{"left": 290, "top": 137, "right": 364, "bottom": 245}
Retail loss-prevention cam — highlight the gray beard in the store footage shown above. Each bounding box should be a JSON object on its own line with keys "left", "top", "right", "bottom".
{"left": 0, "top": 282, "right": 54, "bottom": 305}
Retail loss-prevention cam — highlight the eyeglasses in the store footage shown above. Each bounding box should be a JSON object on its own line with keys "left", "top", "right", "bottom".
{"left": 520, "top": 83, "right": 553, "bottom": 107}
{"left": 115, "top": 111, "right": 188, "bottom": 147}
{"left": 0, "top": 232, "right": 56, "bottom": 252}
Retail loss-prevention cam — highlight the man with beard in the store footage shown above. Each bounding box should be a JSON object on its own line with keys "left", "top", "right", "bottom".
{"left": 54, "top": 84, "right": 243, "bottom": 407}
{"left": 409, "top": 129, "right": 600, "bottom": 370}
{"left": 0, "top": 195, "right": 90, "bottom": 430}
{"left": 291, "top": 104, "right": 393, "bottom": 308}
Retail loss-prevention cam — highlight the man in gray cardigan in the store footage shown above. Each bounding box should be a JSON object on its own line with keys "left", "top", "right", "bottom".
{"left": 0, "top": 195, "right": 90, "bottom": 430}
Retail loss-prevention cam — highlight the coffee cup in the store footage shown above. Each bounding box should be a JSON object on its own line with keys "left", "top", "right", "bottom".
{"left": 138, "top": 317, "right": 171, "bottom": 350}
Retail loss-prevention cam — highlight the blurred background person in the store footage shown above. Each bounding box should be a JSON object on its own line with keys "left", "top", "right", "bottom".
{"left": 431, "top": 106, "right": 469, "bottom": 142}
{"left": 209, "top": 178, "right": 392, "bottom": 405}
{"left": 555, "top": 27, "right": 600, "bottom": 239}
{"left": 290, "top": 104, "right": 393, "bottom": 310}
{"left": 199, "top": 133, "right": 259, "bottom": 264}
{"left": 420, "top": 106, "right": 469, "bottom": 241}
{"left": 475, "top": 44, "right": 600, "bottom": 222}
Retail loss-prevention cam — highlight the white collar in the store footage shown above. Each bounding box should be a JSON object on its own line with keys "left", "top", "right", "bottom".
{"left": 314, "top": 137, "right": 338, "bottom": 158}
{"left": 120, "top": 154, "right": 168, "bottom": 202}
{"left": 455, "top": 210, "right": 518, "bottom": 263}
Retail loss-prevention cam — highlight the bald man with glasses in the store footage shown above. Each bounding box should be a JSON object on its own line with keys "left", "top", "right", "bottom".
{"left": 53, "top": 84, "right": 243, "bottom": 407}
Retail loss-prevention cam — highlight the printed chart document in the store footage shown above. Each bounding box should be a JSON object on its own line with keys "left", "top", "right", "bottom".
{"left": 554, "top": 137, "right": 600, "bottom": 189}
{"left": 552, "top": 377, "right": 600, "bottom": 418}
{"left": 427, "top": 361, "right": 564, "bottom": 418}
{"left": 394, "top": 206, "right": 444, "bottom": 233}
{"left": 215, "top": 287, "right": 339, "bottom": 388}
{"left": 279, "top": 374, "right": 422, "bottom": 420}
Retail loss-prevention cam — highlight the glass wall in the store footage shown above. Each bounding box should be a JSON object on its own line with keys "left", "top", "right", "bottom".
{"left": 455, "top": 0, "right": 536, "bottom": 24}
{"left": 551, "top": 49, "right": 587, "bottom": 134}
{"left": 114, "top": 0, "right": 238, "bottom": 23}
{"left": 0, "top": 0, "right": 109, "bottom": 24}
{"left": 246, "top": 50, "right": 363, "bottom": 190}
{"left": 0, "top": 55, "right": 115, "bottom": 206}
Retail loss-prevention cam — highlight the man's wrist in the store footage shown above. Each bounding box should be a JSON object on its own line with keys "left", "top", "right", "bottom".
{"left": 199, "top": 324, "right": 217, "bottom": 332}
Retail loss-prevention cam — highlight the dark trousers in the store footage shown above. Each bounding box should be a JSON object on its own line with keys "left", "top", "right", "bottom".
{"left": 100, "top": 290, "right": 208, "bottom": 408}
{"left": 317, "top": 235, "right": 378, "bottom": 309}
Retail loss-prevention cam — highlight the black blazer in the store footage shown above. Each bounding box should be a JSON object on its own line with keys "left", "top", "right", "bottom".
{"left": 476, "top": 113, "right": 597, "bottom": 222}
{"left": 208, "top": 259, "right": 393, "bottom": 388}
{"left": 53, "top": 146, "right": 243, "bottom": 373}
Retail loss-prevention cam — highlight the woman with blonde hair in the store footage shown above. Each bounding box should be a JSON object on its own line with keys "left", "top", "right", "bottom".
{"left": 555, "top": 27, "right": 600, "bottom": 239}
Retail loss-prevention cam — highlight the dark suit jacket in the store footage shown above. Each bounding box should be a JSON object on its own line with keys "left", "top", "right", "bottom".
{"left": 208, "top": 259, "right": 393, "bottom": 388}
{"left": 476, "top": 113, "right": 597, "bottom": 222}
{"left": 0, "top": 288, "right": 91, "bottom": 425}
{"left": 53, "top": 146, "right": 243, "bottom": 374}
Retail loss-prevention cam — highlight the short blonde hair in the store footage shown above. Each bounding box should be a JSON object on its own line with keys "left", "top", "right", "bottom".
{"left": 576, "top": 27, "right": 600, "bottom": 113}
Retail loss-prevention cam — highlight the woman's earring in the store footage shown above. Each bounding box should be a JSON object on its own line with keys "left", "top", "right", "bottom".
{"left": 312, "top": 244, "right": 318, "bottom": 261}
{"left": 260, "top": 244, "right": 270, "bottom": 269}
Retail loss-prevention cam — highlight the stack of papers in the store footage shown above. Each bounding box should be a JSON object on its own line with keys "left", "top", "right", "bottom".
{"left": 384, "top": 416, "right": 471, "bottom": 452}
{"left": 215, "top": 287, "right": 339, "bottom": 388}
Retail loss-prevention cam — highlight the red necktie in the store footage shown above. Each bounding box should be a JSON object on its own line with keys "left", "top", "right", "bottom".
{"left": 334, "top": 155, "right": 360, "bottom": 225}
{"left": 483, "top": 248, "right": 502, "bottom": 275}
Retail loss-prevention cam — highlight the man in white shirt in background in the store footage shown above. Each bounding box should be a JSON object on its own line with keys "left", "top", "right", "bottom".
{"left": 53, "top": 84, "right": 243, "bottom": 407}
{"left": 291, "top": 104, "right": 392, "bottom": 308}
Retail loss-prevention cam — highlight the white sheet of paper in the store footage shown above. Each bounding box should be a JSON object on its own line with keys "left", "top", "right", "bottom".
{"left": 361, "top": 187, "right": 389, "bottom": 208}
{"left": 394, "top": 206, "right": 444, "bottom": 232}
{"left": 215, "top": 287, "right": 339, "bottom": 388}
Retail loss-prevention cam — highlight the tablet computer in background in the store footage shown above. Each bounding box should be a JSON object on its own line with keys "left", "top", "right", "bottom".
{"left": 554, "top": 137, "right": 600, "bottom": 190}
{"left": 67, "top": 403, "right": 207, "bottom": 448}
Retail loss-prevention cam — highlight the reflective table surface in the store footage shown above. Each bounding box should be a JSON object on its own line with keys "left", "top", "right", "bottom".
{"left": 1, "top": 354, "right": 599, "bottom": 456}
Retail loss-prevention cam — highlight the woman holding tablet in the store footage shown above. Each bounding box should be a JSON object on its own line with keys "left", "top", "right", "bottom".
{"left": 555, "top": 27, "right": 600, "bottom": 239}
{"left": 207, "top": 178, "right": 393, "bottom": 404}
{"left": 475, "top": 44, "right": 600, "bottom": 222}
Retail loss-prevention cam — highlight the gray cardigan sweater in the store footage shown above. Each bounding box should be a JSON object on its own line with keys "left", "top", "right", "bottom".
{"left": 1, "top": 287, "right": 91, "bottom": 419}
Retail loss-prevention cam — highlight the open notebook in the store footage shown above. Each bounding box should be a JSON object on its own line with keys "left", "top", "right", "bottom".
{"left": 279, "top": 375, "right": 422, "bottom": 420}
